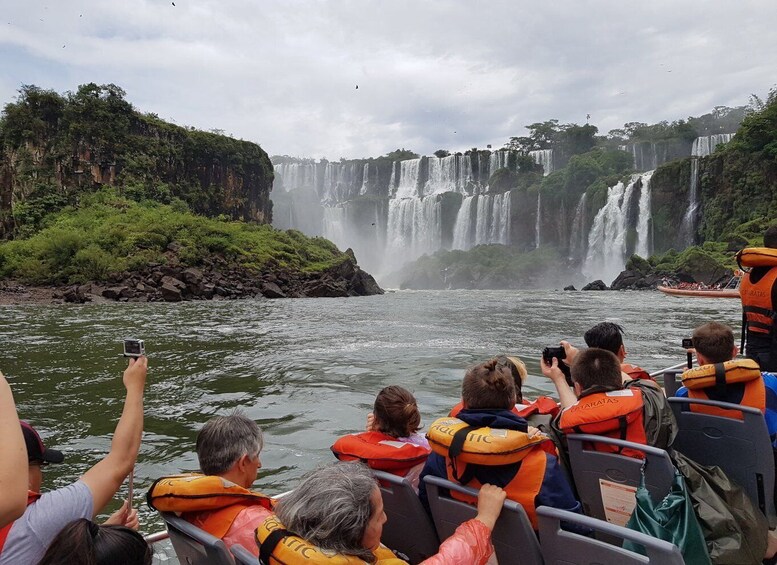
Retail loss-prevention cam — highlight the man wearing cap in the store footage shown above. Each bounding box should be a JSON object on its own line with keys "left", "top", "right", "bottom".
{"left": 0, "top": 357, "right": 147, "bottom": 565}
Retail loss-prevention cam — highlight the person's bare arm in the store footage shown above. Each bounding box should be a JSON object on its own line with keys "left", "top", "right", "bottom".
{"left": 81, "top": 357, "right": 147, "bottom": 517}
{"left": 473, "top": 484, "right": 507, "bottom": 530}
{"left": 540, "top": 356, "right": 577, "bottom": 408}
{"left": 0, "top": 372, "right": 28, "bottom": 528}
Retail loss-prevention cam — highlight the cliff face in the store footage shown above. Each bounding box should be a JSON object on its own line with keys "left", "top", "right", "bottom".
{"left": 0, "top": 84, "right": 273, "bottom": 238}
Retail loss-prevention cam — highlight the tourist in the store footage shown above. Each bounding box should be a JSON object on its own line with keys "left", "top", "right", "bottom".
{"left": 449, "top": 355, "right": 559, "bottom": 422}
{"left": 331, "top": 386, "right": 431, "bottom": 488}
{"left": 740, "top": 224, "right": 777, "bottom": 371}
{"left": 147, "top": 411, "right": 272, "bottom": 557}
{"left": 256, "top": 461, "right": 506, "bottom": 564}
{"left": 561, "top": 321, "right": 654, "bottom": 381}
{"left": 36, "top": 519, "right": 152, "bottom": 565}
{"left": 419, "top": 359, "right": 581, "bottom": 531}
{"left": 674, "top": 322, "right": 777, "bottom": 445}
{"left": 0, "top": 371, "right": 27, "bottom": 529}
{"left": 0, "top": 357, "right": 147, "bottom": 565}
{"left": 544, "top": 348, "right": 676, "bottom": 458}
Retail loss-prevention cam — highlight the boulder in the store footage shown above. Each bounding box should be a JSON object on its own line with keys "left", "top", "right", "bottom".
{"left": 304, "top": 280, "right": 349, "bottom": 298}
{"left": 610, "top": 270, "right": 643, "bottom": 290}
{"left": 182, "top": 267, "right": 203, "bottom": 285}
{"left": 102, "top": 286, "right": 128, "bottom": 300}
{"left": 563, "top": 285, "right": 577, "bottom": 291}
{"left": 161, "top": 275, "right": 187, "bottom": 291}
{"left": 160, "top": 282, "right": 182, "bottom": 302}
{"left": 260, "top": 282, "right": 286, "bottom": 299}
{"left": 582, "top": 280, "right": 608, "bottom": 291}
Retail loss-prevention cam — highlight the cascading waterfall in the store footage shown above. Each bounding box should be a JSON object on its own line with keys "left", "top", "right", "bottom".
{"left": 529, "top": 149, "right": 554, "bottom": 176}
{"left": 452, "top": 196, "right": 476, "bottom": 250}
{"left": 489, "top": 151, "right": 511, "bottom": 177}
{"left": 568, "top": 193, "right": 587, "bottom": 260}
{"left": 272, "top": 162, "right": 318, "bottom": 192}
{"left": 394, "top": 159, "right": 422, "bottom": 199}
{"left": 385, "top": 196, "right": 442, "bottom": 263}
{"left": 451, "top": 193, "right": 511, "bottom": 250}
{"left": 582, "top": 176, "right": 640, "bottom": 283}
{"left": 634, "top": 171, "right": 654, "bottom": 259}
{"left": 535, "top": 193, "right": 542, "bottom": 249}
{"left": 322, "top": 206, "right": 347, "bottom": 250}
{"left": 359, "top": 163, "right": 370, "bottom": 196}
{"left": 426, "top": 155, "right": 472, "bottom": 195}
{"left": 692, "top": 133, "right": 734, "bottom": 157}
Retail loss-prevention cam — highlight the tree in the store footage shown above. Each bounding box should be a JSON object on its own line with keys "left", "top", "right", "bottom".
{"left": 383, "top": 148, "right": 419, "bottom": 161}
{"left": 504, "top": 119, "right": 561, "bottom": 152}
{"left": 434, "top": 149, "right": 450, "bottom": 158}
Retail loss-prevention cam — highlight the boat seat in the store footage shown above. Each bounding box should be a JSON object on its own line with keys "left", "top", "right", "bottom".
{"left": 161, "top": 512, "right": 235, "bottom": 565}
{"left": 373, "top": 469, "right": 439, "bottom": 564}
{"left": 537, "top": 506, "right": 685, "bottom": 564}
{"left": 668, "top": 396, "right": 777, "bottom": 527}
{"left": 662, "top": 370, "right": 682, "bottom": 396}
{"left": 231, "top": 543, "right": 256, "bottom": 565}
{"left": 423, "top": 475, "right": 542, "bottom": 565}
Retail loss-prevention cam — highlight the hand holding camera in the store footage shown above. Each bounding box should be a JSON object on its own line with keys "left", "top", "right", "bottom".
{"left": 542, "top": 346, "right": 573, "bottom": 386}
{"left": 122, "top": 339, "right": 147, "bottom": 394}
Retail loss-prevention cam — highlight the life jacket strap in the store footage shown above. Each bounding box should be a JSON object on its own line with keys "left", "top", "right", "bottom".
{"left": 259, "top": 528, "right": 290, "bottom": 565}
{"left": 448, "top": 426, "right": 474, "bottom": 482}
{"left": 714, "top": 362, "right": 727, "bottom": 397}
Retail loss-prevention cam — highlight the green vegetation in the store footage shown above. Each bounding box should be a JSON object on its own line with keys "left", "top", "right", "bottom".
{"left": 0, "top": 189, "right": 345, "bottom": 285}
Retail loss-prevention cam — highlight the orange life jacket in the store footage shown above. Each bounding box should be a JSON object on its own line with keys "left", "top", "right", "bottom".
{"left": 621, "top": 363, "right": 653, "bottom": 382}
{"left": 427, "top": 417, "right": 548, "bottom": 529}
{"left": 558, "top": 388, "right": 648, "bottom": 459}
{"left": 330, "top": 431, "right": 430, "bottom": 476}
{"left": 738, "top": 247, "right": 777, "bottom": 336}
{"left": 147, "top": 474, "right": 273, "bottom": 539}
{"left": 0, "top": 491, "right": 41, "bottom": 553}
{"left": 681, "top": 359, "right": 765, "bottom": 419}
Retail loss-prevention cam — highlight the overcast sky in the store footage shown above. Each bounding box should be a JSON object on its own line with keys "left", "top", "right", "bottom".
{"left": 1, "top": 0, "right": 776, "bottom": 160}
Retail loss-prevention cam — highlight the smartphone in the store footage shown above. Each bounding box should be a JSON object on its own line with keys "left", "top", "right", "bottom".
{"left": 123, "top": 339, "right": 145, "bottom": 358}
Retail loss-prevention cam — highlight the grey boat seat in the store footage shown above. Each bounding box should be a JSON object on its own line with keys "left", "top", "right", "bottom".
{"left": 423, "top": 474, "right": 542, "bottom": 565}
{"left": 231, "top": 543, "right": 256, "bottom": 564}
{"left": 537, "top": 506, "right": 685, "bottom": 564}
{"left": 373, "top": 469, "right": 439, "bottom": 564}
{"left": 668, "top": 396, "right": 777, "bottom": 527}
{"left": 161, "top": 512, "right": 235, "bottom": 565}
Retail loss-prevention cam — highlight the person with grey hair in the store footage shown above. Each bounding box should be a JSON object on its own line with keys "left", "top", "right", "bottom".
{"left": 256, "top": 461, "right": 506, "bottom": 564}
{"left": 148, "top": 410, "right": 272, "bottom": 557}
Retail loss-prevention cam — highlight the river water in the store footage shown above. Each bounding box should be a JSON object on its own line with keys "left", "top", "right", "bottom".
{"left": 0, "top": 290, "right": 741, "bottom": 534}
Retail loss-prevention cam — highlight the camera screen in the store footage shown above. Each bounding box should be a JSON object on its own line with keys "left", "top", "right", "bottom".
{"left": 682, "top": 338, "right": 694, "bottom": 349}
{"left": 124, "top": 340, "right": 143, "bottom": 355}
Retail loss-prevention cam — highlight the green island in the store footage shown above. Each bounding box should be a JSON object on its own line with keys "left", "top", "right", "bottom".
{"left": 0, "top": 84, "right": 381, "bottom": 301}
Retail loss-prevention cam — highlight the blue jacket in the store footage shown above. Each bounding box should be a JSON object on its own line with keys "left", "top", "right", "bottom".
{"left": 676, "top": 371, "right": 777, "bottom": 447}
{"left": 418, "top": 409, "right": 583, "bottom": 524}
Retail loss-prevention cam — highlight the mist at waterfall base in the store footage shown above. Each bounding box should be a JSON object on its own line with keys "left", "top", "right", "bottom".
{"left": 272, "top": 135, "right": 734, "bottom": 289}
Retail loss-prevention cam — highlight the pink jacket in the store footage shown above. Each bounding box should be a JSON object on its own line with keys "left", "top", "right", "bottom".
{"left": 419, "top": 519, "right": 494, "bottom": 565}
{"left": 221, "top": 505, "right": 273, "bottom": 557}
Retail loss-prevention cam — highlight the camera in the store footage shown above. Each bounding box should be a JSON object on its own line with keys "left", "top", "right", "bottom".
{"left": 123, "top": 339, "right": 145, "bottom": 358}
{"left": 542, "top": 346, "right": 566, "bottom": 364}
{"left": 682, "top": 338, "right": 694, "bottom": 349}
{"left": 542, "top": 346, "right": 572, "bottom": 387}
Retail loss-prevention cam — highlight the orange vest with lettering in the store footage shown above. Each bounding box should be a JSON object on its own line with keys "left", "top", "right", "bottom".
{"left": 681, "top": 359, "right": 765, "bottom": 419}
{"left": 738, "top": 247, "right": 777, "bottom": 336}
{"left": 331, "top": 431, "right": 430, "bottom": 476}
{"left": 0, "top": 491, "right": 41, "bottom": 553}
{"left": 558, "top": 388, "right": 648, "bottom": 459}
{"left": 147, "top": 474, "right": 272, "bottom": 539}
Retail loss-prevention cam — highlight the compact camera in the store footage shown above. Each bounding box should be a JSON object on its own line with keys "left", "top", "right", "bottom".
{"left": 682, "top": 338, "right": 694, "bottom": 349}
{"left": 542, "top": 346, "right": 572, "bottom": 386}
{"left": 123, "top": 339, "right": 145, "bottom": 358}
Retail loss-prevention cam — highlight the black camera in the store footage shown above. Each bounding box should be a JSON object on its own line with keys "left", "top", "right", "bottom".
{"left": 542, "top": 346, "right": 572, "bottom": 386}
{"left": 123, "top": 339, "right": 145, "bottom": 358}
{"left": 682, "top": 338, "right": 694, "bottom": 349}
{"left": 542, "top": 346, "right": 566, "bottom": 364}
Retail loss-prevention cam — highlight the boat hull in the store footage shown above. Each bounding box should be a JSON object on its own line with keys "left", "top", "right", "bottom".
{"left": 657, "top": 286, "right": 740, "bottom": 298}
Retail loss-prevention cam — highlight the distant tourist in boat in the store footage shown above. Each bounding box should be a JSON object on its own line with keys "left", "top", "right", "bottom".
{"left": 419, "top": 359, "right": 581, "bottom": 531}
{"left": 36, "top": 519, "right": 151, "bottom": 565}
{"left": 0, "top": 371, "right": 27, "bottom": 530}
{"left": 560, "top": 321, "right": 655, "bottom": 382}
{"left": 147, "top": 411, "right": 272, "bottom": 557}
{"left": 740, "top": 224, "right": 777, "bottom": 372}
{"left": 674, "top": 322, "right": 777, "bottom": 446}
{"left": 545, "top": 347, "right": 677, "bottom": 459}
{"left": 0, "top": 357, "right": 147, "bottom": 565}
{"left": 256, "top": 461, "right": 506, "bottom": 564}
{"left": 449, "top": 355, "right": 559, "bottom": 424}
{"left": 331, "top": 386, "right": 431, "bottom": 489}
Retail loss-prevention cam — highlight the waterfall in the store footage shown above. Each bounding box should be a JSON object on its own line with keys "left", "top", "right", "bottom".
{"left": 582, "top": 175, "right": 641, "bottom": 283}
{"left": 426, "top": 155, "right": 472, "bottom": 195}
{"left": 359, "top": 163, "right": 370, "bottom": 196}
{"left": 272, "top": 162, "right": 318, "bottom": 192}
{"left": 634, "top": 170, "right": 654, "bottom": 258}
{"left": 490, "top": 192, "right": 511, "bottom": 245}
{"left": 489, "top": 151, "right": 512, "bottom": 177}
{"left": 535, "top": 193, "right": 542, "bottom": 249}
{"left": 452, "top": 196, "right": 476, "bottom": 250}
{"left": 568, "top": 192, "right": 587, "bottom": 261}
{"left": 692, "top": 133, "right": 734, "bottom": 157}
{"left": 394, "top": 159, "right": 422, "bottom": 199}
{"left": 385, "top": 196, "right": 441, "bottom": 262}
{"left": 529, "top": 149, "right": 554, "bottom": 176}
{"left": 322, "top": 206, "right": 347, "bottom": 249}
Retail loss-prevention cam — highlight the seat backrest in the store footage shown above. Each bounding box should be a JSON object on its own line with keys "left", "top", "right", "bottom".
{"left": 662, "top": 370, "right": 682, "bottom": 396}
{"left": 668, "top": 396, "right": 777, "bottom": 527}
{"left": 423, "top": 475, "right": 542, "bottom": 565}
{"left": 566, "top": 434, "right": 675, "bottom": 523}
{"left": 537, "top": 506, "right": 685, "bottom": 564}
{"left": 373, "top": 470, "right": 439, "bottom": 564}
{"left": 161, "top": 512, "right": 235, "bottom": 565}
{"left": 230, "top": 544, "right": 256, "bottom": 565}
